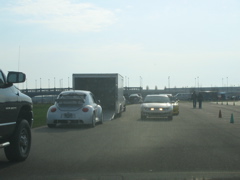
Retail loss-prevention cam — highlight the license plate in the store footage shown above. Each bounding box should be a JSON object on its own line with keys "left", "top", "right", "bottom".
{"left": 64, "top": 113, "right": 73, "bottom": 118}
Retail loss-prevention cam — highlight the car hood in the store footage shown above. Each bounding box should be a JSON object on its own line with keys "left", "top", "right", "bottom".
{"left": 142, "top": 103, "right": 171, "bottom": 108}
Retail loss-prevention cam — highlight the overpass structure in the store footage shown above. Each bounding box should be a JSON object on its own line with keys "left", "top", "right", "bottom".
{"left": 21, "top": 86, "right": 240, "bottom": 100}
{"left": 21, "top": 88, "right": 72, "bottom": 98}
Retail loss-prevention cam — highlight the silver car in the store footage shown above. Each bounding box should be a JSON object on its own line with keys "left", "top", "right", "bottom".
{"left": 47, "top": 90, "right": 103, "bottom": 128}
{"left": 141, "top": 94, "right": 173, "bottom": 120}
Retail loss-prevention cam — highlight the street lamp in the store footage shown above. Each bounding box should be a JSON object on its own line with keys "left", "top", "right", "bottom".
{"left": 40, "top": 78, "right": 42, "bottom": 89}
{"left": 226, "top": 77, "right": 228, "bottom": 105}
{"left": 140, "top": 76, "right": 142, "bottom": 88}
{"left": 68, "top": 77, "right": 70, "bottom": 89}
{"left": 197, "top": 77, "right": 199, "bottom": 92}
{"left": 168, "top": 76, "right": 170, "bottom": 90}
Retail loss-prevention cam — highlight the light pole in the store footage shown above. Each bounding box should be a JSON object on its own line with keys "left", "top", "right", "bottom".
{"left": 40, "top": 78, "right": 42, "bottom": 89}
{"left": 125, "top": 76, "right": 127, "bottom": 87}
{"left": 168, "top": 76, "right": 170, "bottom": 91}
{"left": 197, "top": 77, "right": 199, "bottom": 92}
{"left": 226, "top": 77, "right": 228, "bottom": 105}
{"left": 68, "top": 77, "right": 70, "bottom": 89}
{"left": 140, "top": 76, "right": 142, "bottom": 88}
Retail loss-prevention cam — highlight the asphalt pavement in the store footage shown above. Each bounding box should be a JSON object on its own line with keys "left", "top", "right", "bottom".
{"left": 1, "top": 102, "right": 240, "bottom": 180}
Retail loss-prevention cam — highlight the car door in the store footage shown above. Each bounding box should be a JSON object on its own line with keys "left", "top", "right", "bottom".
{"left": 0, "top": 71, "right": 19, "bottom": 137}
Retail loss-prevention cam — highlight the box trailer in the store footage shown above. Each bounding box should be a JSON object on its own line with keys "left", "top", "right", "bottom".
{"left": 72, "top": 73, "right": 125, "bottom": 120}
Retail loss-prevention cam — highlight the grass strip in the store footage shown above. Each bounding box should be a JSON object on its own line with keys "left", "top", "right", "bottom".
{"left": 32, "top": 103, "right": 51, "bottom": 128}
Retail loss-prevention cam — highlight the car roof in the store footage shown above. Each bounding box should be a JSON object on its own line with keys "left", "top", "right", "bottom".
{"left": 146, "top": 94, "right": 169, "bottom": 97}
{"left": 129, "top": 94, "right": 140, "bottom": 96}
{"left": 159, "top": 94, "right": 173, "bottom": 97}
{"left": 59, "top": 90, "right": 91, "bottom": 95}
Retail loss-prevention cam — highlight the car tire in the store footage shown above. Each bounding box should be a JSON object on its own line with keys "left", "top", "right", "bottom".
{"left": 99, "top": 113, "right": 104, "bottom": 124}
{"left": 141, "top": 115, "right": 146, "bottom": 120}
{"left": 118, "top": 111, "right": 122, "bottom": 118}
{"left": 47, "top": 124, "right": 56, "bottom": 128}
{"left": 91, "top": 114, "right": 96, "bottom": 128}
{"left": 4, "top": 119, "right": 31, "bottom": 162}
{"left": 168, "top": 116, "right": 173, "bottom": 120}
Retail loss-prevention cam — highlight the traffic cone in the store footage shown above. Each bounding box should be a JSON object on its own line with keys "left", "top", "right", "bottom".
{"left": 230, "top": 113, "right": 234, "bottom": 124}
{"left": 218, "top": 110, "right": 222, "bottom": 118}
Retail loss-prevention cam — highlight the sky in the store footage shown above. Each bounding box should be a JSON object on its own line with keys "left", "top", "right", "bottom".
{"left": 1, "top": 0, "right": 240, "bottom": 89}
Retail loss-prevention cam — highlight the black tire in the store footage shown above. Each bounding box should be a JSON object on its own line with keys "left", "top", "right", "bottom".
{"left": 91, "top": 114, "right": 96, "bottom": 128}
{"left": 118, "top": 111, "right": 122, "bottom": 118}
{"left": 47, "top": 124, "right": 56, "bottom": 128}
{"left": 4, "top": 119, "right": 31, "bottom": 162}
{"left": 141, "top": 114, "right": 146, "bottom": 120}
{"left": 99, "top": 113, "right": 104, "bottom": 124}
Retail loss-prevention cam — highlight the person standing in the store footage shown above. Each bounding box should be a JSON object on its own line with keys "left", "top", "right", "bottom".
{"left": 191, "top": 91, "right": 197, "bottom": 108}
{"left": 198, "top": 92, "right": 203, "bottom": 109}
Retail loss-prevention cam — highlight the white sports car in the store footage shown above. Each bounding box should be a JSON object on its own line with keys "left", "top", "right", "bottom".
{"left": 46, "top": 90, "right": 103, "bottom": 128}
{"left": 141, "top": 94, "right": 173, "bottom": 120}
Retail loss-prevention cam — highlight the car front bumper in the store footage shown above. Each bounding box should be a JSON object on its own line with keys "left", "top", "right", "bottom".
{"left": 141, "top": 111, "right": 172, "bottom": 118}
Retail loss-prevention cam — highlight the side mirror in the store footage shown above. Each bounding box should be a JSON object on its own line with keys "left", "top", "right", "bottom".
{"left": 7, "top": 71, "right": 26, "bottom": 83}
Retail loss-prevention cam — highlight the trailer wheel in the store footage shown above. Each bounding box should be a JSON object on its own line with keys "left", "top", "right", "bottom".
{"left": 4, "top": 119, "right": 31, "bottom": 162}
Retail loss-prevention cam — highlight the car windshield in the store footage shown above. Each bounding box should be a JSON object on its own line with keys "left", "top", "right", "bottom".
{"left": 169, "top": 96, "right": 177, "bottom": 102}
{"left": 129, "top": 94, "right": 139, "bottom": 97}
{"left": 56, "top": 93, "right": 85, "bottom": 105}
{"left": 144, "top": 96, "right": 170, "bottom": 103}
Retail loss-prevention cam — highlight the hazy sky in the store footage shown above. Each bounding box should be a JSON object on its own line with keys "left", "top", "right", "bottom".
{"left": 1, "top": 0, "right": 239, "bottom": 89}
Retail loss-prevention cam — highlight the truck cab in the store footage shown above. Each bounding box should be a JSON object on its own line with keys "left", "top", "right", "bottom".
{"left": 0, "top": 69, "right": 33, "bottom": 161}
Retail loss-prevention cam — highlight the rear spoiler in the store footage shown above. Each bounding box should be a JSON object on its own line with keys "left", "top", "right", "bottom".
{"left": 56, "top": 98, "right": 85, "bottom": 104}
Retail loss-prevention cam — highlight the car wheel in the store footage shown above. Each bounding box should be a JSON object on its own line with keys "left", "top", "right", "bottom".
{"left": 91, "top": 114, "right": 96, "bottom": 128}
{"left": 168, "top": 116, "right": 173, "bottom": 120}
{"left": 118, "top": 111, "right": 122, "bottom": 118}
{"left": 141, "top": 114, "right": 146, "bottom": 120}
{"left": 123, "top": 106, "right": 126, "bottom": 112}
{"left": 4, "top": 119, "right": 31, "bottom": 162}
{"left": 99, "top": 113, "right": 104, "bottom": 124}
{"left": 48, "top": 124, "right": 56, "bottom": 128}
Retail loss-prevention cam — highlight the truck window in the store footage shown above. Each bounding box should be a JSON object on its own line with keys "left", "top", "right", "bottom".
{"left": 0, "top": 71, "right": 5, "bottom": 87}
